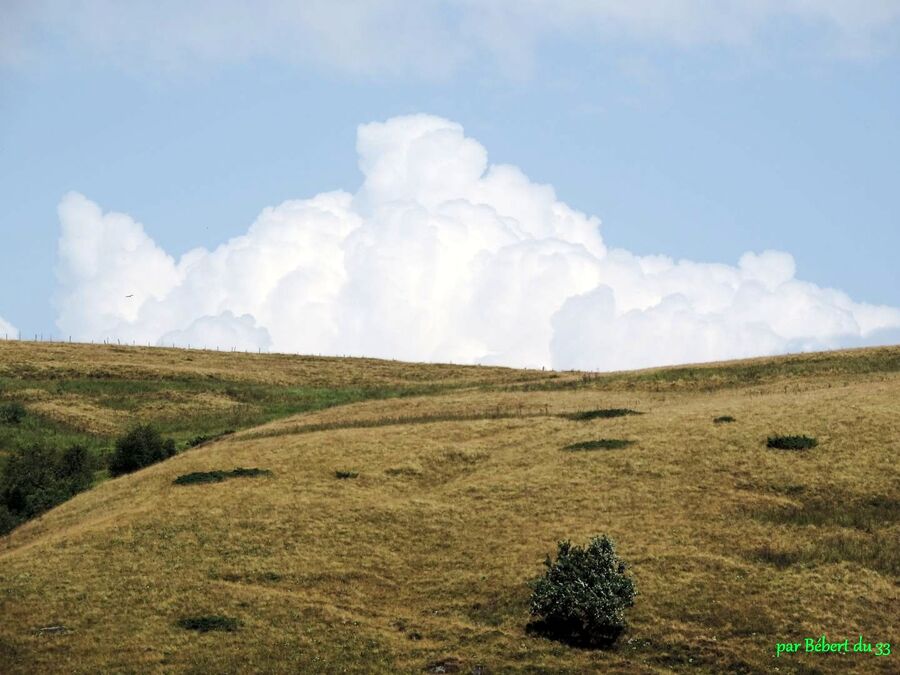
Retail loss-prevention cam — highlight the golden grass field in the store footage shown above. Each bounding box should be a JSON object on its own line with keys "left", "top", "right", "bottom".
{"left": 0, "top": 342, "right": 898, "bottom": 673}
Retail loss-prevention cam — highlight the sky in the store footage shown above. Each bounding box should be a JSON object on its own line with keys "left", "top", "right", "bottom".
{"left": 1, "top": 1, "right": 899, "bottom": 369}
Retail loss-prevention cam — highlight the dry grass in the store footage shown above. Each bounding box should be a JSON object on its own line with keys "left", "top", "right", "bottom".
{"left": 25, "top": 396, "right": 131, "bottom": 436}
{"left": 0, "top": 341, "right": 542, "bottom": 388}
{"left": 0, "top": 343, "right": 898, "bottom": 673}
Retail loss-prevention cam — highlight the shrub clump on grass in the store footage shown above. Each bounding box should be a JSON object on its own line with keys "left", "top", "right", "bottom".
{"left": 108, "top": 424, "right": 176, "bottom": 477}
{"left": 0, "top": 401, "right": 26, "bottom": 425}
{"left": 767, "top": 435, "right": 818, "bottom": 450}
{"left": 177, "top": 615, "right": 240, "bottom": 632}
{"left": 0, "top": 443, "right": 95, "bottom": 534}
{"left": 563, "top": 439, "right": 634, "bottom": 451}
{"left": 173, "top": 468, "right": 272, "bottom": 485}
{"left": 335, "top": 470, "right": 359, "bottom": 479}
{"left": 713, "top": 415, "right": 736, "bottom": 424}
{"left": 529, "top": 535, "right": 636, "bottom": 648}
{"left": 564, "top": 409, "right": 640, "bottom": 421}
{"left": 186, "top": 429, "right": 236, "bottom": 448}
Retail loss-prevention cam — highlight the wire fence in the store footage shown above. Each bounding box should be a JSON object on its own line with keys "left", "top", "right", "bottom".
{"left": 0, "top": 331, "right": 272, "bottom": 355}
{"left": 0, "top": 332, "right": 534, "bottom": 368}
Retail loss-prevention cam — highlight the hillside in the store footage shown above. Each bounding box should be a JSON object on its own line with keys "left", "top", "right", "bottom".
{"left": 1, "top": 343, "right": 898, "bottom": 673}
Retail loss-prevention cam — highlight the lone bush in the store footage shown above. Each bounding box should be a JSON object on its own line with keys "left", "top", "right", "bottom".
{"left": 0, "top": 402, "right": 26, "bottom": 425}
{"left": 173, "top": 468, "right": 271, "bottom": 485}
{"left": 177, "top": 615, "right": 240, "bottom": 632}
{"left": 713, "top": 415, "right": 736, "bottom": 424}
{"left": 767, "top": 435, "right": 817, "bottom": 450}
{"left": 185, "top": 430, "right": 235, "bottom": 448}
{"left": 108, "top": 424, "right": 177, "bottom": 476}
{"left": 563, "top": 439, "right": 634, "bottom": 451}
{"left": 530, "top": 535, "right": 636, "bottom": 648}
{"left": 565, "top": 409, "right": 640, "bottom": 421}
{"left": 335, "top": 470, "right": 359, "bottom": 479}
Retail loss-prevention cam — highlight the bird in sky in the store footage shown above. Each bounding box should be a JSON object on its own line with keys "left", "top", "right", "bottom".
{"left": 125, "top": 294, "right": 134, "bottom": 298}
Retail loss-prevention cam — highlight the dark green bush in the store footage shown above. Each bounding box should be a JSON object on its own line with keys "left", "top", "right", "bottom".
{"left": 767, "top": 435, "right": 817, "bottom": 450}
{"left": 185, "top": 429, "right": 235, "bottom": 448}
{"left": 713, "top": 415, "right": 735, "bottom": 424}
{"left": 0, "top": 402, "right": 26, "bottom": 425}
{"left": 563, "top": 439, "right": 634, "bottom": 451}
{"left": 186, "top": 434, "right": 212, "bottom": 448}
{"left": 0, "top": 504, "right": 20, "bottom": 536}
{"left": 57, "top": 444, "right": 94, "bottom": 491}
{"left": 335, "top": 470, "right": 358, "bottom": 479}
{"left": 108, "top": 424, "right": 177, "bottom": 476}
{"left": 177, "top": 615, "right": 240, "bottom": 632}
{"left": 564, "top": 409, "right": 640, "bottom": 421}
{"left": 530, "top": 535, "right": 636, "bottom": 648}
{"left": 173, "top": 468, "right": 271, "bottom": 485}
{"left": 0, "top": 443, "right": 96, "bottom": 532}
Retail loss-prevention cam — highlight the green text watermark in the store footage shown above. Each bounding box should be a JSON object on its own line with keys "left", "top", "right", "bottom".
{"left": 775, "top": 635, "right": 890, "bottom": 658}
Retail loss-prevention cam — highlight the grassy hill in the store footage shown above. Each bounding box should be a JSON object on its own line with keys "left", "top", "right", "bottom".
{"left": 1, "top": 342, "right": 898, "bottom": 673}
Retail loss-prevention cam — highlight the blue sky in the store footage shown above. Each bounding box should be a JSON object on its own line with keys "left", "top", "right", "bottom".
{"left": 1, "top": 2, "right": 899, "bottom": 368}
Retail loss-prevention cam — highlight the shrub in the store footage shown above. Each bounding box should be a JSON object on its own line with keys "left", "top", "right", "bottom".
{"left": 530, "top": 535, "right": 636, "bottom": 648}
{"left": 335, "top": 470, "right": 358, "bottom": 479}
{"left": 177, "top": 615, "right": 240, "bottom": 632}
{"left": 563, "top": 439, "right": 634, "bottom": 451}
{"left": 1, "top": 445, "right": 64, "bottom": 517}
{"left": 186, "top": 434, "right": 212, "bottom": 448}
{"left": 0, "top": 443, "right": 95, "bottom": 525}
{"left": 173, "top": 468, "right": 271, "bottom": 485}
{"left": 0, "top": 402, "right": 26, "bottom": 425}
{"left": 565, "top": 409, "right": 640, "bottom": 421}
{"left": 0, "top": 504, "right": 20, "bottom": 536}
{"left": 713, "top": 415, "right": 735, "bottom": 424}
{"left": 57, "top": 444, "right": 94, "bottom": 492}
{"left": 767, "top": 435, "right": 817, "bottom": 450}
{"left": 186, "top": 430, "right": 235, "bottom": 448}
{"left": 108, "top": 425, "right": 177, "bottom": 476}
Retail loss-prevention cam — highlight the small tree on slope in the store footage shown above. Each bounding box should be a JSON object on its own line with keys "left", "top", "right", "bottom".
{"left": 530, "top": 534, "right": 636, "bottom": 647}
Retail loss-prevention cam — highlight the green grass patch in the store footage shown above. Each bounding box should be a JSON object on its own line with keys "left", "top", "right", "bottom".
{"left": 563, "top": 439, "right": 635, "bottom": 451}
{"left": 0, "top": 409, "right": 108, "bottom": 460}
{"left": 766, "top": 435, "right": 817, "bottom": 450}
{"left": 176, "top": 615, "right": 240, "bottom": 632}
{"left": 173, "top": 468, "right": 272, "bottom": 485}
{"left": 564, "top": 409, "right": 641, "bottom": 421}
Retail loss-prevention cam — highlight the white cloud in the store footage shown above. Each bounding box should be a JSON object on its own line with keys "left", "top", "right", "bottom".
{"left": 159, "top": 312, "right": 271, "bottom": 352}
{"left": 54, "top": 114, "right": 900, "bottom": 370}
{"left": 4, "top": 1, "right": 900, "bottom": 73}
{"left": 0, "top": 313, "right": 16, "bottom": 339}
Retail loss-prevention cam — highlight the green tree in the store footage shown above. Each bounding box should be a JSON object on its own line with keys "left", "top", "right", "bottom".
{"left": 109, "top": 424, "right": 177, "bottom": 476}
{"left": 530, "top": 535, "right": 636, "bottom": 647}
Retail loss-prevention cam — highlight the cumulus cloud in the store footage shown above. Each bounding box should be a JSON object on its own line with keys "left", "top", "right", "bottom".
{"left": 54, "top": 114, "right": 900, "bottom": 370}
{"left": 159, "top": 312, "right": 272, "bottom": 352}
{"left": 5, "top": 1, "right": 900, "bottom": 73}
{"left": 0, "top": 313, "right": 16, "bottom": 338}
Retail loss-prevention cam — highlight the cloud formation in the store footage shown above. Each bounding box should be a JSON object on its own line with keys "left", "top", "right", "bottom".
{"left": 0, "top": 313, "right": 15, "bottom": 339}
{"left": 5, "top": 1, "right": 900, "bottom": 72}
{"left": 55, "top": 114, "right": 900, "bottom": 370}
